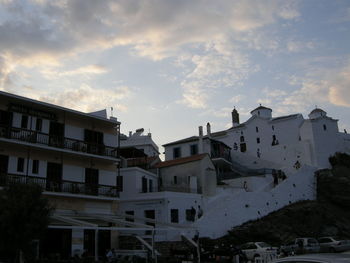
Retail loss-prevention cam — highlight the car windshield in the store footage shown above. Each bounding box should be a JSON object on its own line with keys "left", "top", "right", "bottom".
{"left": 257, "top": 242, "right": 270, "bottom": 248}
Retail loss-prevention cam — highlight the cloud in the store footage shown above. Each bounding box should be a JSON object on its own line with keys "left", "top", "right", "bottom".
{"left": 329, "top": 62, "right": 350, "bottom": 107}
{"left": 41, "top": 64, "right": 108, "bottom": 79}
{"left": 230, "top": 95, "right": 246, "bottom": 104}
{"left": 178, "top": 40, "right": 258, "bottom": 108}
{"left": 38, "top": 84, "right": 131, "bottom": 113}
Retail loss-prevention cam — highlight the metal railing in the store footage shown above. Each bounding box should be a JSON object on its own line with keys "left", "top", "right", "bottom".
{"left": 0, "top": 173, "right": 119, "bottom": 197}
{"left": 0, "top": 125, "right": 118, "bottom": 158}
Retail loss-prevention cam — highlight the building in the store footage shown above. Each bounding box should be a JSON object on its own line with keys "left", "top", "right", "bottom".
{"left": 0, "top": 91, "right": 122, "bottom": 260}
{"left": 164, "top": 105, "right": 350, "bottom": 172}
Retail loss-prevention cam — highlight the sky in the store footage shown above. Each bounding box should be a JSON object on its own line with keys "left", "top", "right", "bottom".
{"left": 1, "top": 0, "right": 350, "bottom": 152}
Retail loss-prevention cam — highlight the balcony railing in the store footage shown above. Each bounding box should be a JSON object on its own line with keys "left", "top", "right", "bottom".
{"left": 0, "top": 125, "right": 118, "bottom": 158}
{"left": 0, "top": 173, "right": 119, "bottom": 198}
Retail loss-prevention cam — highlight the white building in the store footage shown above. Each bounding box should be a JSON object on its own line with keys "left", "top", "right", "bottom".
{"left": 0, "top": 91, "right": 123, "bottom": 260}
{"left": 164, "top": 105, "right": 350, "bottom": 171}
{"left": 120, "top": 128, "right": 160, "bottom": 157}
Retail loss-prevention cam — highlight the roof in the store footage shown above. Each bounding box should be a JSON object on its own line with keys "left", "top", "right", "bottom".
{"left": 250, "top": 105, "right": 272, "bottom": 114}
{"left": 162, "top": 136, "right": 199, "bottom": 147}
{"left": 154, "top": 153, "right": 208, "bottom": 168}
{"left": 270, "top": 114, "right": 300, "bottom": 122}
{"left": 310, "top": 108, "right": 326, "bottom": 114}
{"left": 227, "top": 123, "right": 246, "bottom": 130}
{"left": 0, "top": 90, "right": 120, "bottom": 125}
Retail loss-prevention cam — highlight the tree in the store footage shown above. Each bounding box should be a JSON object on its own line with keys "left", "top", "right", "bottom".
{"left": 0, "top": 183, "right": 52, "bottom": 263}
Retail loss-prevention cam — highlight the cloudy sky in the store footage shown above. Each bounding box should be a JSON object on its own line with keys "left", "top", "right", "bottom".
{"left": 1, "top": 0, "right": 350, "bottom": 151}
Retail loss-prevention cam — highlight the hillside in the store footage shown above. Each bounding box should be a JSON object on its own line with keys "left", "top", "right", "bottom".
{"left": 219, "top": 153, "right": 350, "bottom": 246}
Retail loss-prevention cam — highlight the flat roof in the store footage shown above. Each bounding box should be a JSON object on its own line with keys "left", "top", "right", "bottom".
{"left": 0, "top": 90, "right": 120, "bottom": 125}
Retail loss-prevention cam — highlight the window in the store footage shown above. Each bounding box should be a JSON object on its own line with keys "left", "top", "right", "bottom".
{"left": 233, "top": 142, "right": 238, "bottom": 150}
{"left": 170, "top": 209, "right": 179, "bottom": 223}
{"left": 149, "top": 179, "right": 153, "bottom": 193}
{"left": 36, "top": 118, "right": 42, "bottom": 131}
{"left": 240, "top": 143, "right": 247, "bottom": 152}
{"left": 256, "top": 138, "right": 260, "bottom": 144}
{"left": 240, "top": 136, "right": 245, "bottom": 142}
{"left": 17, "top": 157, "right": 24, "bottom": 172}
{"left": 125, "top": 211, "right": 134, "bottom": 222}
{"left": 173, "top": 176, "right": 177, "bottom": 184}
{"left": 142, "top": 177, "right": 148, "bottom": 193}
{"left": 117, "top": 175, "right": 123, "bottom": 192}
{"left": 173, "top": 147, "right": 181, "bottom": 159}
{"left": 256, "top": 126, "right": 259, "bottom": 133}
{"left": 21, "top": 115, "right": 28, "bottom": 129}
{"left": 32, "top": 160, "right": 39, "bottom": 174}
{"left": 323, "top": 124, "right": 327, "bottom": 131}
{"left": 272, "top": 125, "right": 274, "bottom": 131}
{"left": 190, "top": 144, "right": 198, "bottom": 156}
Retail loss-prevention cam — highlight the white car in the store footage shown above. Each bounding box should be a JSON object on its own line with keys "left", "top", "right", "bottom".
{"left": 272, "top": 253, "right": 350, "bottom": 263}
{"left": 240, "top": 242, "right": 278, "bottom": 261}
{"left": 280, "top": 237, "right": 320, "bottom": 255}
{"left": 318, "top": 237, "right": 350, "bottom": 253}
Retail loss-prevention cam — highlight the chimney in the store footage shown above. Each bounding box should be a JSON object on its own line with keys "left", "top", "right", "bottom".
{"left": 198, "top": 126, "right": 203, "bottom": 154}
{"left": 232, "top": 107, "right": 240, "bottom": 127}
{"left": 129, "top": 131, "right": 132, "bottom": 137}
{"left": 206, "top": 122, "right": 211, "bottom": 137}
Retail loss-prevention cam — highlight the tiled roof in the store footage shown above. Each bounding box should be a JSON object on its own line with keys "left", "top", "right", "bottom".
{"left": 162, "top": 136, "right": 199, "bottom": 147}
{"left": 154, "top": 153, "right": 208, "bottom": 168}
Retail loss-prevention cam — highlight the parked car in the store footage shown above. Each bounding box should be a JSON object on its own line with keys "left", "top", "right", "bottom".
{"left": 280, "top": 238, "right": 320, "bottom": 255}
{"left": 240, "top": 242, "right": 277, "bottom": 261}
{"left": 318, "top": 237, "right": 350, "bottom": 253}
{"left": 271, "top": 253, "right": 350, "bottom": 263}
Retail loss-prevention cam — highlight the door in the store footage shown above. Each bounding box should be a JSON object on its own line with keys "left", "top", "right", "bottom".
{"left": 0, "top": 154, "right": 9, "bottom": 185}
{"left": 144, "top": 210, "right": 155, "bottom": 235}
{"left": 46, "top": 162, "right": 62, "bottom": 191}
{"left": 49, "top": 122, "right": 64, "bottom": 147}
{"left": 0, "top": 110, "right": 12, "bottom": 138}
{"left": 85, "top": 168, "right": 99, "bottom": 195}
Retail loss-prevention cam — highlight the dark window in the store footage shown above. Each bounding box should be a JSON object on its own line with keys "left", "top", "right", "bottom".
{"left": 240, "top": 143, "right": 247, "bottom": 152}
{"left": 256, "top": 126, "right": 259, "bottom": 132}
{"left": 36, "top": 118, "right": 42, "bottom": 131}
{"left": 142, "top": 177, "right": 148, "bottom": 193}
{"left": 173, "top": 176, "right": 177, "bottom": 184}
{"left": 117, "top": 175, "right": 123, "bottom": 192}
{"left": 258, "top": 111, "right": 260, "bottom": 116}
{"left": 256, "top": 138, "right": 260, "bottom": 144}
{"left": 186, "top": 208, "right": 195, "bottom": 221}
{"left": 190, "top": 144, "right": 198, "bottom": 155}
{"left": 125, "top": 211, "right": 134, "bottom": 222}
{"left": 273, "top": 135, "right": 276, "bottom": 140}
{"left": 173, "top": 147, "right": 181, "bottom": 159}
{"left": 17, "top": 157, "right": 24, "bottom": 172}
{"left": 149, "top": 179, "right": 153, "bottom": 193}
{"left": 21, "top": 115, "right": 28, "bottom": 129}
{"left": 240, "top": 136, "right": 245, "bottom": 142}
{"left": 272, "top": 125, "right": 274, "bottom": 130}
{"left": 323, "top": 124, "right": 327, "bottom": 131}
{"left": 171, "top": 209, "right": 179, "bottom": 223}
{"left": 32, "top": 160, "right": 39, "bottom": 174}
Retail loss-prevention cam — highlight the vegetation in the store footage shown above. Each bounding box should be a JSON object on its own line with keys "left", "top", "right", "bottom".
{"left": 215, "top": 152, "right": 350, "bottom": 247}
{"left": 0, "top": 183, "right": 52, "bottom": 263}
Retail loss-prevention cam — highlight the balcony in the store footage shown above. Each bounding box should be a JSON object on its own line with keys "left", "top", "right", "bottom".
{"left": 0, "top": 125, "right": 118, "bottom": 159}
{"left": 0, "top": 173, "right": 119, "bottom": 198}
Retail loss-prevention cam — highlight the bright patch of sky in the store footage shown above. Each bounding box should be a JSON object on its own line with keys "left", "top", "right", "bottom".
{"left": 1, "top": 0, "right": 350, "bottom": 152}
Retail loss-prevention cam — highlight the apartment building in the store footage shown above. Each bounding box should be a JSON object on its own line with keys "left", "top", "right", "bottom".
{"left": 0, "top": 91, "right": 121, "bottom": 260}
